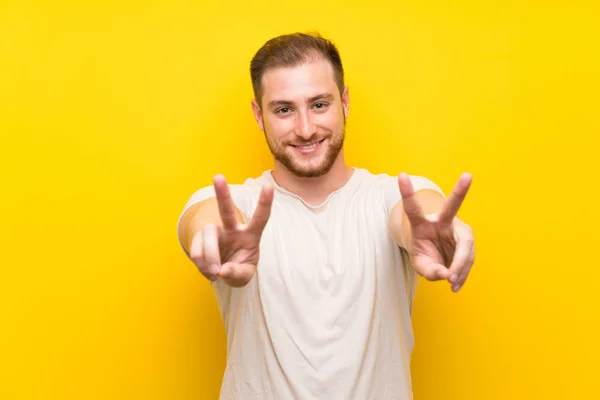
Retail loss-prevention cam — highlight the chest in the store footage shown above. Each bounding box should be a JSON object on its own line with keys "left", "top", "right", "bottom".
{"left": 256, "top": 195, "right": 399, "bottom": 290}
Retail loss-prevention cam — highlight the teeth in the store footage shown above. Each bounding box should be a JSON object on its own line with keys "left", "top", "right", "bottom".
{"left": 296, "top": 140, "right": 321, "bottom": 149}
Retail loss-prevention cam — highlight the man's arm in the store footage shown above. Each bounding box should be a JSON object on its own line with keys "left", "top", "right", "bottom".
{"left": 178, "top": 198, "right": 245, "bottom": 256}
{"left": 388, "top": 189, "right": 446, "bottom": 250}
{"left": 178, "top": 174, "right": 274, "bottom": 286}
{"left": 388, "top": 173, "right": 475, "bottom": 292}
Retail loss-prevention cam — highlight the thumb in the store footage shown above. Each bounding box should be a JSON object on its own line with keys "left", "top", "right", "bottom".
{"left": 218, "top": 262, "right": 256, "bottom": 287}
{"left": 435, "top": 265, "right": 451, "bottom": 281}
{"left": 415, "top": 262, "right": 451, "bottom": 281}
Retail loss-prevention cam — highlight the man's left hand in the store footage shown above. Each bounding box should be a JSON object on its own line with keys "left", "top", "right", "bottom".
{"left": 398, "top": 172, "right": 475, "bottom": 293}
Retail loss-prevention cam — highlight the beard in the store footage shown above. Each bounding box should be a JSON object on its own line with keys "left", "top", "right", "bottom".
{"left": 264, "top": 124, "right": 346, "bottom": 178}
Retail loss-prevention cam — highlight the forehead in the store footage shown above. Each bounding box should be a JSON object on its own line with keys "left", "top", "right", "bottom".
{"left": 260, "top": 58, "right": 339, "bottom": 104}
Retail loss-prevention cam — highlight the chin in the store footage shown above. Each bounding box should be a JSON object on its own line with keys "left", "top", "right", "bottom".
{"left": 288, "top": 158, "right": 334, "bottom": 178}
{"left": 293, "top": 167, "right": 329, "bottom": 178}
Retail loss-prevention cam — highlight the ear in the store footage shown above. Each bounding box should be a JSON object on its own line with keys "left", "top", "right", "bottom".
{"left": 341, "top": 86, "right": 349, "bottom": 118}
{"left": 251, "top": 98, "right": 265, "bottom": 131}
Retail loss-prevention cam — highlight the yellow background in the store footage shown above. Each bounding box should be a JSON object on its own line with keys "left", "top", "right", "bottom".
{"left": 1, "top": 0, "right": 599, "bottom": 399}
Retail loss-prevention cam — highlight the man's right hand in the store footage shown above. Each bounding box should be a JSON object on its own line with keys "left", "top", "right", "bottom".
{"left": 189, "top": 174, "right": 274, "bottom": 287}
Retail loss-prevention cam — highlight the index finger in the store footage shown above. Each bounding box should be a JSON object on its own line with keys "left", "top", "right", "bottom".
{"left": 213, "top": 174, "right": 239, "bottom": 229}
{"left": 438, "top": 172, "right": 472, "bottom": 223}
{"left": 398, "top": 172, "right": 426, "bottom": 226}
{"left": 247, "top": 182, "right": 274, "bottom": 235}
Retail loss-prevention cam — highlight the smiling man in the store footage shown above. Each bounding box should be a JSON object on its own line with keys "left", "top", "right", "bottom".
{"left": 177, "top": 32, "right": 475, "bottom": 399}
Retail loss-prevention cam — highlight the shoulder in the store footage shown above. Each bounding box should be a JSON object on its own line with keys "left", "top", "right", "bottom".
{"left": 351, "top": 168, "right": 445, "bottom": 211}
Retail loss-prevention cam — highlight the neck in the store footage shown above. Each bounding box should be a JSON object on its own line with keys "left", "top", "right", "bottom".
{"left": 271, "top": 152, "right": 354, "bottom": 206}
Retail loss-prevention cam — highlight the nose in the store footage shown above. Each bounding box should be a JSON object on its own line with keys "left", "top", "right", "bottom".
{"left": 294, "top": 110, "right": 316, "bottom": 140}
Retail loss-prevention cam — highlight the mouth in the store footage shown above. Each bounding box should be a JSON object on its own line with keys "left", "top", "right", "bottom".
{"left": 290, "top": 138, "right": 326, "bottom": 154}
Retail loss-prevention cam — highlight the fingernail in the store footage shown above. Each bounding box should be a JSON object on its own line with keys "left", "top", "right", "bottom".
{"left": 209, "top": 263, "right": 219, "bottom": 275}
{"left": 452, "top": 284, "right": 461, "bottom": 292}
{"left": 450, "top": 274, "right": 458, "bottom": 283}
{"left": 209, "top": 275, "right": 217, "bottom": 281}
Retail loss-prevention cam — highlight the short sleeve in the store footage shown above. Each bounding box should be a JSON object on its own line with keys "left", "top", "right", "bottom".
{"left": 382, "top": 174, "right": 446, "bottom": 214}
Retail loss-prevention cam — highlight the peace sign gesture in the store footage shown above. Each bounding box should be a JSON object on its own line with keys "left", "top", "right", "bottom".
{"left": 189, "top": 175, "right": 274, "bottom": 287}
{"left": 398, "top": 173, "right": 475, "bottom": 292}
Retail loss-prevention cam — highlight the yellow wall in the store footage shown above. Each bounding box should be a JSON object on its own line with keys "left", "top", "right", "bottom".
{"left": 1, "top": 1, "right": 598, "bottom": 399}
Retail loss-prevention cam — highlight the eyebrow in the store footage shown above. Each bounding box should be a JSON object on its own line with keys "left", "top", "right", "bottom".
{"left": 267, "top": 93, "right": 335, "bottom": 109}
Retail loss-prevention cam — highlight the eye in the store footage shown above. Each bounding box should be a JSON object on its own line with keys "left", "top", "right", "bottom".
{"left": 276, "top": 107, "right": 291, "bottom": 114}
{"left": 313, "top": 102, "right": 328, "bottom": 110}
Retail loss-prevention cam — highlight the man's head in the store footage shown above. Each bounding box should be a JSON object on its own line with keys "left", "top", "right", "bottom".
{"left": 250, "top": 32, "right": 349, "bottom": 178}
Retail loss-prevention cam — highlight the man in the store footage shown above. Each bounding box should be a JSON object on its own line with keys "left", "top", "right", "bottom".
{"left": 177, "top": 32, "right": 475, "bottom": 399}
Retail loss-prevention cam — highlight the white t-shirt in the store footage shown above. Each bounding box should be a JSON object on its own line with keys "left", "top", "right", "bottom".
{"left": 178, "top": 168, "right": 444, "bottom": 400}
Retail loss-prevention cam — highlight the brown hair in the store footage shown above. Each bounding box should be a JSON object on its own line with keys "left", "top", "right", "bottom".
{"left": 250, "top": 32, "right": 345, "bottom": 107}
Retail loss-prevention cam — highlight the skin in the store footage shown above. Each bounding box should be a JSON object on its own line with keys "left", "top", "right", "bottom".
{"left": 179, "top": 55, "right": 475, "bottom": 292}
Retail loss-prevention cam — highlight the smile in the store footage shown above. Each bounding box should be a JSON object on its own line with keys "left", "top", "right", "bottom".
{"left": 291, "top": 139, "right": 326, "bottom": 154}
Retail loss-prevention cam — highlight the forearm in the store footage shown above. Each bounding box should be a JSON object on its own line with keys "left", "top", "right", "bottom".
{"left": 389, "top": 189, "right": 446, "bottom": 249}
{"left": 178, "top": 198, "right": 244, "bottom": 255}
